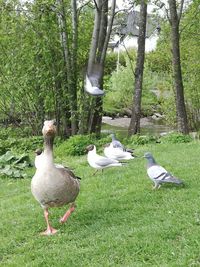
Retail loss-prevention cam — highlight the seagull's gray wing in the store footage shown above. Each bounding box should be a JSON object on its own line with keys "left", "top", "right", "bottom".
{"left": 96, "top": 155, "right": 118, "bottom": 167}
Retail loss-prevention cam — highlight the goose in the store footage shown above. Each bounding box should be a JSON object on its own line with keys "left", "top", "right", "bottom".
{"left": 34, "top": 149, "right": 70, "bottom": 170}
{"left": 31, "top": 120, "right": 80, "bottom": 235}
{"left": 144, "top": 152, "right": 183, "bottom": 189}
{"left": 104, "top": 143, "right": 135, "bottom": 161}
{"left": 86, "top": 144, "right": 123, "bottom": 175}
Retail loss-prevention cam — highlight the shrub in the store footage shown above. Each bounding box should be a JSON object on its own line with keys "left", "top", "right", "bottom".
{"left": 160, "top": 132, "right": 193, "bottom": 143}
{"left": 0, "top": 137, "right": 43, "bottom": 155}
{"left": 0, "top": 151, "right": 31, "bottom": 178}
{"left": 55, "top": 134, "right": 111, "bottom": 156}
{"left": 126, "top": 134, "right": 158, "bottom": 146}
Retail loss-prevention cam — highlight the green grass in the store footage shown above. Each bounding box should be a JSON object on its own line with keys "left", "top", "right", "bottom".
{"left": 1, "top": 142, "right": 200, "bottom": 266}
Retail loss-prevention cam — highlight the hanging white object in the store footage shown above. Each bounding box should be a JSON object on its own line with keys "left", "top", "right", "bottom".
{"left": 84, "top": 64, "right": 105, "bottom": 96}
{"left": 85, "top": 75, "right": 105, "bottom": 96}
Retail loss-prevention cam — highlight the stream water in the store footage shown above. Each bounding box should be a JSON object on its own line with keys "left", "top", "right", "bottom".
{"left": 101, "top": 116, "right": 174, "bottom": 138}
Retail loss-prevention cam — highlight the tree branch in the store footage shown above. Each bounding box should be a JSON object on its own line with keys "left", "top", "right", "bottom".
{"left": 93, "top": 0, "right": 99, "bottom": 11}
{"left": 100, "top": 0, "right": 116, "bottom": 64}
{"left": 165, "top": 5, "right": 171, "bottom": 24}
{"left": 178, "top": 0, "right": 184, "bottom": 22}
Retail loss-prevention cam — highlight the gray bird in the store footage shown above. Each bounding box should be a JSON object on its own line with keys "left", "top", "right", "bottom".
{"left": 85, "top": 64, "right": 104, "bottom": 96}
{"left": 110, "top": 133, "right": 134, "bottom": 153}
{"left": 110, "top": 133, "right": 125, "bottom": 150}
{"left": 144, "top": 152, "right": 183, "bottom": 189}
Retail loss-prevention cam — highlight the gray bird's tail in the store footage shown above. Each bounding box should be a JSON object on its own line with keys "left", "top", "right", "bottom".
{"left": 164, "top": 174, "right": 183, "bottom": 185}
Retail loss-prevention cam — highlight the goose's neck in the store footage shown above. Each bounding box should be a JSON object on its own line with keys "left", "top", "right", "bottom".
{"left": 43, "top": 135, "right": 54, "bottom": 165}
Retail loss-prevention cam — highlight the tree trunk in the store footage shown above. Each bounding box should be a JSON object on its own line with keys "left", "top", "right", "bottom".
{"left": 168, "top": 0, "right": 189, "bottom": 134}
{"left": 56, "top": 0, "right": 78, "bottom": 135}
{"left": 87, "top": 0, "right": 102, "bottom": 74}
{"left": 128, "top": 0, "right": 147, "bottom": 136}
{"left": 86, "top": 0, "right": 116, "bottom": 136}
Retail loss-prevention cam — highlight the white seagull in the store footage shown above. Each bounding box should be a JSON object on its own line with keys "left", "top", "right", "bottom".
{"left": 104, "top": 143, "right": 134, "bottom": 161}
{"left": 86, "top": 144, "right": 123, "bottom": 175}
{"left": 144, "top": 152, "right": 183, "bottom": 189}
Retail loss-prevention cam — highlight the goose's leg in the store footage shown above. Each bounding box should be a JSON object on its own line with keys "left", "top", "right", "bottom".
{"left": 41, "top": 208, "right": 58, "bottom": 235}
{"left": 60, "top": 203, "right": 76, "bottom": 224}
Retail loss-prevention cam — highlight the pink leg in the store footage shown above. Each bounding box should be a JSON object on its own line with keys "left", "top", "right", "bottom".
{"left": 40, "top": 209, "right": 58, "bottom": 235}
{"left": 60, "top": 203, "right": 76, "bottom": 224}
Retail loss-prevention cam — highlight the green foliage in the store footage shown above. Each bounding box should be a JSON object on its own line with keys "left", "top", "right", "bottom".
{"left": 104, "top": 60, "right": 134, "bottom": 115}
{"left": 160, "top": 132, "right": 193, "bottom": 144}
{"left": 160, "top": 94, "right": 176, "bottom": 127}
{"left": 146, "top": 1, "right": 200, "bottom": 130}
{"left": 104, "top": 51, "right": 126, "bottom": 76}
{"left": 0, "top": 137, "right": 43, "bottom": 155}
{"left": 146, "top": 26, "right": 171, "bottom": 73}
{"left": 55, "top": 134, "right": 111, "bottom": 156}
{"left": 0, "top": 0, "right": 94, "bottom": 135}
{"left": 0, "top": 126, "right": 32, "bottom": 139}
{"left": 126, "top": 134, "right": 158, "bottom": 145}
{"left": 104, "top": 57, "right": 160, "bottom": 117}
{"left": 180, "top": 0, "right": 200, "bottom": 130}
{"left": 0, "top": 151, "right": 31, "bottom": 178}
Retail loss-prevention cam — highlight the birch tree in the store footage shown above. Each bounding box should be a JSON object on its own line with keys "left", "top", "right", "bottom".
{"left": 128, "top": 0, "right": 147, "bottom": 135}
{"left": 86, "top": 0, "right": 116, "bottom": 135}
{"left": 168, "top": 0, "right": 189, "bottom": 134}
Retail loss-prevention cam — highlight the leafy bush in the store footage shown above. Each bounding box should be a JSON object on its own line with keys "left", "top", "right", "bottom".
{"left": 104, "top": 52, "right": 126, "bottom": 76}
{"left": 160, "top": 132, "right": 193, "bottom": 143}
{"left": 160, "top": 94, "right": 176, "bottom": 127}
{"left": 104, "top": 56, "right": 162, "bottom": 117}
{"left": 0, "top": 126, "right": 33, "bottom": 139}
{"left": 0, "top": 151, "right": 31, "bottom": 178}
{"left": 127, "top": 134, "right": 158, "bottom": 146}
{"left": 104, "top": 60, "right": 134, "bottom": 115}
{"left": 0, "top": 137, "right": 43, "bottom": 155}
{"left": 55, "top": 134, "right": 111, "bottom": 156}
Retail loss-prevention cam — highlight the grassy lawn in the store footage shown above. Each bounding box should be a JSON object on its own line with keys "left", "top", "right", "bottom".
{"left": 1, "top": 141, "right": 200, "bottom": 266}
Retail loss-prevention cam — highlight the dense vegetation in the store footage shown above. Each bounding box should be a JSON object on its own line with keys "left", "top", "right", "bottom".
{"left": 0, "top": 0, "right": 200, "bottom": 135}
{"left": 104, "top": 0, "right": 200, "bottom": 131}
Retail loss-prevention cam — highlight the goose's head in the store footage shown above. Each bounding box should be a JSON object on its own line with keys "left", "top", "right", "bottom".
{"left": 42, "top": 120, "right": 57, "bottom": 137}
